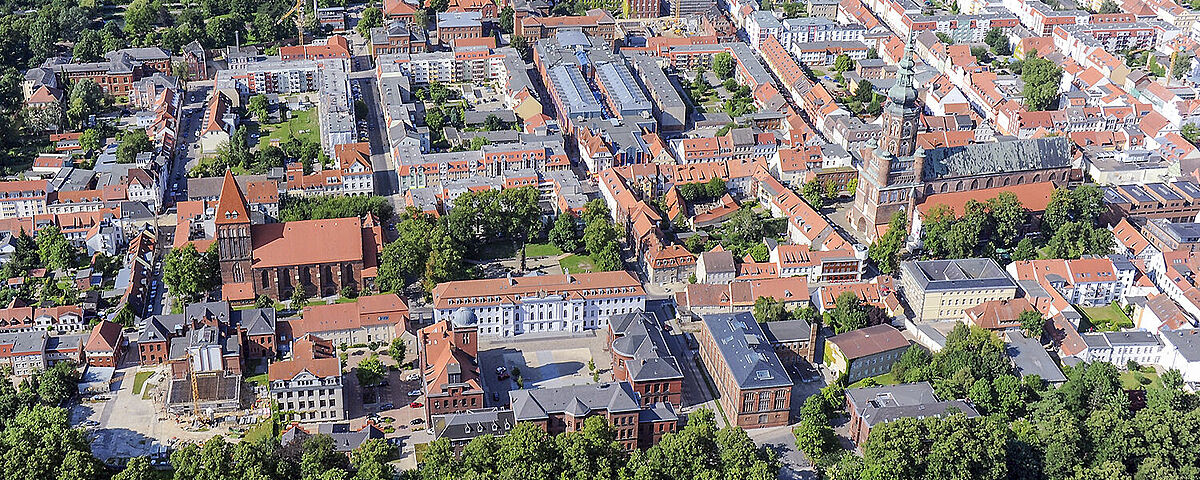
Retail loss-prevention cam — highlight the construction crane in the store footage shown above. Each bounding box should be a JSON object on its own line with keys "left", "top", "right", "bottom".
{"left": 277, "top": 0, "right": 318, "bottom": 46}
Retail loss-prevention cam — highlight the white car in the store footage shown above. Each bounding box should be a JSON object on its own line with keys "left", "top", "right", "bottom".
{"left": 404, "top": 373, "right": 420, "bottom": 381}
{"left": 408, "top": 389, "right": 422, "bottom": 397}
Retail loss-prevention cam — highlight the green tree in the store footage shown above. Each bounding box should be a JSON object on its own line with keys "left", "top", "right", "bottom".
{"left": 357, "top": 7, "right": 384, "bottom": 36}
{"left": 388, "top": 337, "right": 407, "bottom": 364}
{"left": 79, "top": 128, "right": 103, "bottom": 153}
{"left": 592, "top": 243, "right": 623, "bottom": 272}
{"left": 424, "top": 221, "right": 469, "bottom": 292}
{"left": 1021, "top": 52, "right": 1063, "bottom": 111}
{"left": 351, "top": 439, "right": 395, "bottom": 480}
{"left": 112, "top": 302, "right": 137, "bottom": 329}
{"left": 499, "top": 6, "right": 515, "bottom": 34}
{"left": 66, "top": 79, "right": 107, "bottom": 129}
{"left": 712, "top": 52, "right": 735, "bottom": 80}
{"left": 377, "top": 210, "right": 437, "bottom": 292}
{"left": 290, "top": 286, "right": 310, "bottom": 307}
{"left": 801, "top": 179, "right": 826, "bottom": 209}
{"left": 35, "top": 226, "right": 74, "bottom": 271}
{"left": 355, "top": 354, "right": 387, "bottom": 386}
{"left": 1183, "top": 123, "right": 1200, "bottom": 145}
{"left": 164, "top": 243, "right": 219, "bottom": 303}
{"left": 984, "top": 28, "right": 1011, "bottom": 55}
{"left": 1172, "top": 51, "right": 1193, "bottom": 81}
{"left": 834, "top": 53, "right": 854, "bottom": 72}
{"left": 753, "top": 296, "right": 787, "bottom": 323}
{"left": 549, "top": 212, "right": 583, "bottom": 253}
{"left": 113, "top": 456, "right": 156, "bottom": 480}
{"left": 868, "top": 211, "right": 907, "bottom": 274}
{"left": 511, "top": 35, "right": 531, "bottom": 62}
{"left": 826, "top": 291, "right": 869, "bottom": 334}
{"left": 248, "top": 94, "right": 270, "bottom": 123}
{"left": 124, "top": 0, "right": 160, "bottom": 36}
{"left": 987, "top": 192, "right": 1026, "bottom": 248}
{"left": 1019, "top": 310, "right": 1044, "bottom": 340}
{"left": 116, "top": 129, "right": 153, "bottom": 164}
{"left": 254, "top": 295, "right": 274, "bottom": 309}
{"left": 73, "top": 29, "right": 105, "bottom": 63}
{"left": 1098, "top": 0, "right": 1119, "bottom": 12}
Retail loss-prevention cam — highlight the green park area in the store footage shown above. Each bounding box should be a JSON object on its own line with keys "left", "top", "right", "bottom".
{"left": 560, "top": 254, "right": 595, "bottom": 274}
{"left": 262, "top": 108, "right": 319, "bottom": 146}
{"left": 1077, "top": 302, "right": 1134, "bottom": 332}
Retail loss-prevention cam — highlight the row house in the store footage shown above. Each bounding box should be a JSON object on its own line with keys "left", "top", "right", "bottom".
{"left": 697, "top": 312, "right": 793, "bottom": 428}
{"left": 395, "top": 140, "right": 570, "bottom": 191}
{"left": 0, "top": 180, "right": 49, "bottom": 219}
{"left": 767, "top": 241, "right": 864, "bottom": 283}
{"left": 518, "top": 10, "right": 618, "bottom": 44}
{"left": 754, "top": 169, "right": 853, "bottom": 251}
{"left": 0, "top": 302, "right": 85, "bottom": 333}
{"left": 369, "top": 21, "right": 428, "bottom": 57}
{"left": 284, "top": 143, "right": 375, "bottom": 197}
{"left": 1008, "top": 256, "right": 1134, "bottom": 308}
{"left": 0, "top": 331, "right": 82, "bottom": 377}
{"left": 270, "top": 334, "right": 346, "bottom": 423}
{"left": 136, "top": 302, "right": 277, "bottom": 371}
{"left": 671, "top": 129, "right": 778, "bottom": 165}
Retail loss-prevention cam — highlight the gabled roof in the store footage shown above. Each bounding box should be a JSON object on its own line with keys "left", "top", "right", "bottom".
{"left": 214, "top": 169, "right": 250, "bottom": 225}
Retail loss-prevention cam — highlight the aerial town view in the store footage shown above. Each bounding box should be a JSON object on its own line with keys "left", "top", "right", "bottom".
{"left": 0, "top": 0, "right": 1199, "bottom": 477}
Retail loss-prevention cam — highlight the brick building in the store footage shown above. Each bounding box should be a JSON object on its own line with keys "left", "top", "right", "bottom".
{"left": 84, "top": 320, "right": 124, "bottom": 367}
{"left": 56, "top": 48, "right": 171, "bottom": 96}
{"left": 607, "top": 311, "right": 683, "bottom": 407}
{"left": 510, "top": 382, "right": 678, "bottom": 450}
{"left": 697, "top": 312, "right": 793, "bottom": 428}
{"left": 270, "top": 334, "right": 345, "bottom": 423}
{"left": 136, "top": 302, "right": 276, "bottom": 372}
{"left": 518, "top": 10, "right": 618, "bottom": 44}
{"left": 419, "top": 309, "right": 485, "bottom": 423}
{"left": 213, "top": 171, "right": 383, "bottom": 302}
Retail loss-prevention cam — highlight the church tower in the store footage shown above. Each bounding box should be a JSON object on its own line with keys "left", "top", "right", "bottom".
{"left": 215, "top": 169, "right": 252, "bottom": 285}
{"left": 879, "top": 31, "right": 921, "bottom": 160}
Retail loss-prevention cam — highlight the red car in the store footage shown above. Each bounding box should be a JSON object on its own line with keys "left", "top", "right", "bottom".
{"left": 409, "top": 401, "right": 423, "bottom": 408}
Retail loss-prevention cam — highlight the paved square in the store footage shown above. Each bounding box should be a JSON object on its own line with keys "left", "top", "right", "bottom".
{"left": 500, "top": 347, "right": 594, "bottom": 389}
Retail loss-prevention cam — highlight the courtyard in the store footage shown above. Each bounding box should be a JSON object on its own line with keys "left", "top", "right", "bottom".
{"left": 477, "top": 331, "right": 613, "bottom": 407}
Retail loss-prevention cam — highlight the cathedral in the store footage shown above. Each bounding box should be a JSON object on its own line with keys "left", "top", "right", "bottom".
{"left": 215, "top": 170, "right": 384, "bottom": 303}
{"left": 848, "top": 36, "right": 1075, "bottom": 239}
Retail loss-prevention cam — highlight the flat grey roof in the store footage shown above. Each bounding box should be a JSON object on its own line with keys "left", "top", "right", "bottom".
{"left": 1005, "top": 331, "right": 1067, "bottom": 383}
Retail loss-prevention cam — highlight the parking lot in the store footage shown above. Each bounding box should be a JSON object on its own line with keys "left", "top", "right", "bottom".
{"left": 477, "top": 331, "right": 612, "bottom": 407}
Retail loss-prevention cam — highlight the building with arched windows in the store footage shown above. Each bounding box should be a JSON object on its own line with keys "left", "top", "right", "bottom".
{"left": 213, "top": 170, "right": 383, "bottom": 303}
{"left": 848, "top": 35, "right": 1074, "bottom": 239}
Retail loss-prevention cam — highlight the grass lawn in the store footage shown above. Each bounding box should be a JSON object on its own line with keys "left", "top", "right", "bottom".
{"left": 132, "top": 371, "right": 153, "bottom": 395}
{"left": 1077, "top": 302, "right": 1133, "bottom": 332}
{"left": 1120, "top": 369, "right": 1161, "bottom": 390}
{"left": 560, "top": 254, "right": 595, "bottom": 274}
{"left": 473, "top": 242, "right": 518, "bottom": 261}
{"left": 245, "top": 373, "right": 268, "bottom": 387}
{"left": 243, "top": 418, "right": 276, "bottom": 443}
{"left": 262, "top": 108, "right": 319, "bottom": 146}
{"left": 525, "top": 243, "right": 563, "bottom": 257}
{"left": 848, "top": 372, "right": 900, "bottom": 389}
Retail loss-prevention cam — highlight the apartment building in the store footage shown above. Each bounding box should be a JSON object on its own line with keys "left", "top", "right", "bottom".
{"left": 846, "top": 382, "right": 979, "bottom": 445}
{"left": 1007, "top": 257, "right": 1132, "bottom": 307}
{"left": 899, "top": 258, "right": 1018, "bottom": 322}
{"left": 1103, "top": 181, "right": 1200, "bottom": 224}
{"left": 518, "top": 10, "right": 617, "bottom": 44}
{"left": 436, "top": 11, "right": 484, "bottom": 46}
{"left": 284, "top": 143, "right": 375, "bottom": 197}
{"left": 270, "top": 334, "right": 345, "bottom": 423}
{"left": 136, "top": 302, "right": 277, "bottom": 370}
{"left": 1075, "top": 331, "right": 1163, "bottom": 366}
{"left": 55, "top": 47, "right": 171, "bottom": 95}
{"left": 0, "top": 331, "right": 82, "bottom": 377}
{"left": 0, "top": 180, "right": 49, "bottom": 219}
{"left": 1144, "top": 219, "right": 1200, "bottom": 253}
{"left": 369, "top": 21, "right": 428, "bottom": 56}
{"left": 84, "top": 320, "right": 124, "bottom": 367}
{"left": 431, "top": 271, "right": 646, "bottom": 337}
{"left": 697, "top": 312, "right": 793, "bottom": 428}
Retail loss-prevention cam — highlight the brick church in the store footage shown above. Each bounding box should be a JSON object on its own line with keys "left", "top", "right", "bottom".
{"left": 848, "top": 35, "right": 1075, "bottom": 239}
{"left": 215, "top": 171, "right": 384, "bottom": 302}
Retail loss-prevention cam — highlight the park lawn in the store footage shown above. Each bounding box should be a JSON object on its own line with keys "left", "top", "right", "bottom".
{"left": 262, "top": 108, "right": 319, "bottom": 146}
{"left": 1120, "top": 369, "right": 1162, "bottom": 390}
{"left": 1077, "top": 302, "right": 1133, "bottom": 332}
{"left": 848, "top": 372, "right": 900, "bottom": 389}
{"left": 132, "top": 371, "right": 153, "bottom": 395}
{"left": 525, "top": 243, "right": 563, "bottom": 257}
{"left": 560, "top": 254, "right": 595, "bottom": 274}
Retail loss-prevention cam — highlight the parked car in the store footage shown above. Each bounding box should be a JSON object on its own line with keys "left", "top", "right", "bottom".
{"left": 380, "top": 403, "right": 394, "bottom": 410}
{"left": 409, "top": 401, "right": 423, "bottom": 408}
{"left": 495, "top": 366, "right": 507, "bottom": 374}
{"left": 408, "top": 389, "right": 422, "bottom": 396}
{"left": 404, "top": 373, "right": 420, "bottom": 381}
{"left": 411, "top": 418, "right": 424, "bottom": 425}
